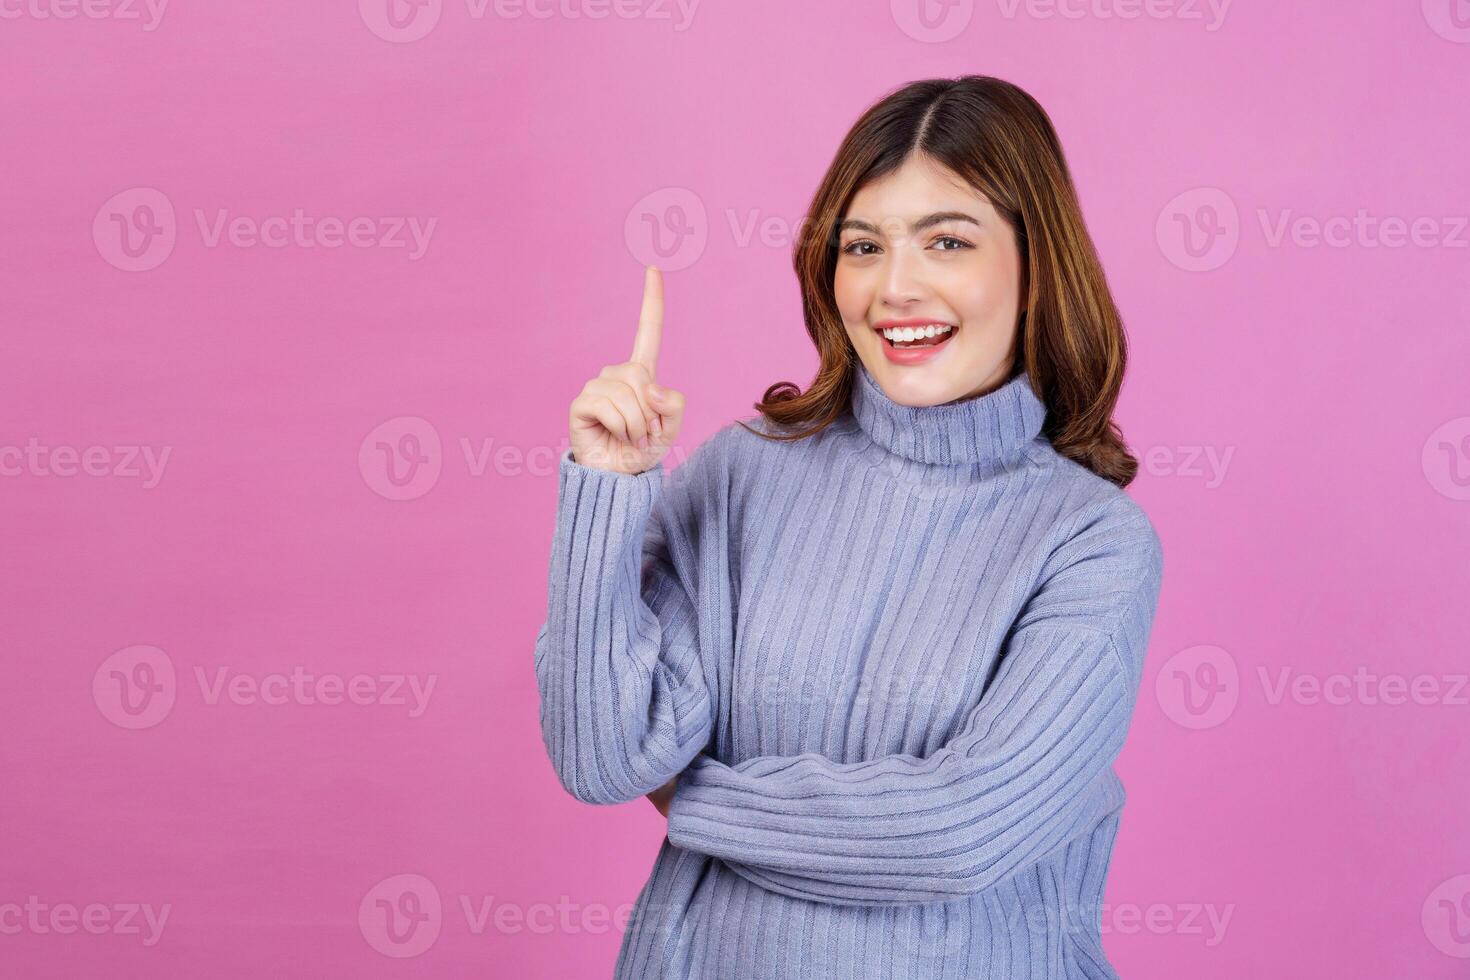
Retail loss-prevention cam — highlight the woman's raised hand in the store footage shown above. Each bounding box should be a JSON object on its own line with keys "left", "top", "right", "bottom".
{"left": 568, "top": 265, "right": 685, "bottom": 475}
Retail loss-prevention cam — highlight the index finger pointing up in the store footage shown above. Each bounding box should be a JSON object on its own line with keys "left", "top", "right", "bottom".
{"left": 630, "top": 264, "right": 663, "bottom": 373}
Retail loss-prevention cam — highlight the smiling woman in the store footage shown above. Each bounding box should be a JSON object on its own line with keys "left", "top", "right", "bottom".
{"left": 758, "top": 74, "right": 1138, "bottom": 484}
{"left": 837, "top": 171, "right": 1024, "bottom": 379}
{"left": 535, "top": 74, "right": 1164, "bottom": 979}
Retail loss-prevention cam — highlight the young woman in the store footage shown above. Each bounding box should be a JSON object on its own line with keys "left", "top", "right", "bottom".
{"left": 535, "top": 75, "right": 1164, "bottom": 979}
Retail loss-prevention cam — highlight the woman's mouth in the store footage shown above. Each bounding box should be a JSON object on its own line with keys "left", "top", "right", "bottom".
{"left": 872, "top": 320, "right": 957, "bottom": 364}
{"left": 877, "top": 322, "right": 955, "bottom": 348}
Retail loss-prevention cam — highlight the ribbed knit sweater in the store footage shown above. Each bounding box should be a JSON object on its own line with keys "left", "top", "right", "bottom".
{"left": 534, "top": 360, "right": 1164, "bottom": 979}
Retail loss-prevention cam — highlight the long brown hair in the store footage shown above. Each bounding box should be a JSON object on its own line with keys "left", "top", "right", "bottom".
{"left": 740, "top": 75, "right": 1141, "bottom": 487}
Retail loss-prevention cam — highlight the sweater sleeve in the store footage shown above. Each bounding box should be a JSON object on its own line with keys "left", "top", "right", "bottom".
{"left": 533, "top": 437, "right": 726, "bottom": 806}
{"left": 664, "top": 498, "right": 1164, "bottom": 905}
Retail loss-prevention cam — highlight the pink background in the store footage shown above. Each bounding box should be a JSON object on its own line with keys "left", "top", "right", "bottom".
{"left": 3, "top": 1, "right": 1469, "bottom": 976}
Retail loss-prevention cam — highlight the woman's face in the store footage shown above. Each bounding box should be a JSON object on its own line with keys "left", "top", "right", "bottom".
{"left": 834, "top": 152, "right": 1025, "bottom": 406}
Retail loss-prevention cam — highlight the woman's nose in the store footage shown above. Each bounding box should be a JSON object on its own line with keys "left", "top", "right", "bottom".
{"left": 878, "top": 246, "right": 926, "bottom": 307}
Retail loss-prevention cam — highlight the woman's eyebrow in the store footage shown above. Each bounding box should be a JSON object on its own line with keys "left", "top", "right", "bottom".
{"left": 838, "top": 211, "right": 982, "bottom": 234}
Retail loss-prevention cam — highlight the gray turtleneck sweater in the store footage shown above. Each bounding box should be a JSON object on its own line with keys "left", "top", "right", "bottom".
{"left": 534, "top": 361, "right": 1164, "bottom": 978}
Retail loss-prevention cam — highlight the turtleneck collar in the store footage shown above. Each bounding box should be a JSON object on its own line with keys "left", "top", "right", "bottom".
{"left": 848, "top": 360, "right": 1048, "bottom": 466}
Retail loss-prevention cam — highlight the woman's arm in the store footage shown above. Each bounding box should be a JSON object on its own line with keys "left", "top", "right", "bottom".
{"left": 664, "top": 500, "right": 1164, "bottom": 905}
{"left": 533, "top": 436, "right": 726, "bottom": 807}
{"left": 535, "top": 265, "right": 724, "bottom": 807}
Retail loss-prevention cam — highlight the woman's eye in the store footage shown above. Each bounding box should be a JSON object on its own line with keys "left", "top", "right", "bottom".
{"left": 932, "top": 235, "right": 971, "bottom": 251}
{"left": 841, "top": 240, "right": 878, "bottom": 256}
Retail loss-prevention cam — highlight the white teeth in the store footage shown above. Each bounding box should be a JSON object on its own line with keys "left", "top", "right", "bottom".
{"left": 881, "top": 324, "right": 953, "bottom": 342}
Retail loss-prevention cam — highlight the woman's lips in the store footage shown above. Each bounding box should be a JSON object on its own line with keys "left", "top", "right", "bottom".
{"left": 873, "top": 322, "right": 957, "bottom": 365}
